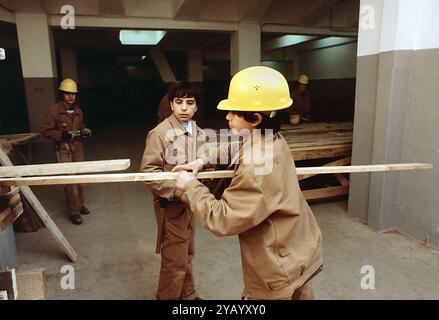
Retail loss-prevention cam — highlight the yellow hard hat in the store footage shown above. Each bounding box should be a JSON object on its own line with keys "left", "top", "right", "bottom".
{"left": 59, "top": 79, "right": 78, "bottom": 93}
{"left": 218, "top": 66, "right": 293, "bottom": 112}
{"left": 298, "top": 74, "right": 309, "bottom": 85}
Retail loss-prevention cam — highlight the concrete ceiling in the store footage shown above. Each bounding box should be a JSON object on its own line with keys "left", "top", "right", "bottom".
{"left": 0, "top": 0, "right": 358, "bottom": 63}
{"left": 0, "top": 0, "right": 359, "bottom": 27}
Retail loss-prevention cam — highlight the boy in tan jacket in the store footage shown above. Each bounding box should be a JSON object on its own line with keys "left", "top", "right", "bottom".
{"left": 173, "top": 67, "right": 323, "bottom": 300}
{"left": 140, "top": 82, "right": 206, "bottom": 300}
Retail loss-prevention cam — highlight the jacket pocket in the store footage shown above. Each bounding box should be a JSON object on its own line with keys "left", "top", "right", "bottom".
{"left": 166, "top": 202, "right": 186, "bottom": 219}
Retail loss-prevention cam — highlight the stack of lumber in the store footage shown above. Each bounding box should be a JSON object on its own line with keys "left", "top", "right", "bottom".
{"left": 280, "top": 122, "right": 353, "bottom": 161}
{"left": 0, "top": 133, "right": 39, "bottom": 156}
{"left": 0, "top": 186, "right": 23, "bottom": 233}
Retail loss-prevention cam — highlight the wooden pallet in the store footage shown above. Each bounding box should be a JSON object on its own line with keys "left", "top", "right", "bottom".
{"left": 280, "top": 122, "right": 353, "bottom": 201}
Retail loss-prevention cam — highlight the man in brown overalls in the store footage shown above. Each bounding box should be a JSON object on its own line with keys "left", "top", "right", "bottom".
{"left": 41, "top": 79, "right": 91, "bottom": 225}
{"left": 285, "top": 74, "right": 312, "bottom": 124}
{"left": 140, "top": 82, "right": 207, "bottom": 300}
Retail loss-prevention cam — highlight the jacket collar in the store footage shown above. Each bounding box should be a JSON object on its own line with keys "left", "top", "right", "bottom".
{"left": 58, "top": 101, "right": 80, "bottom": 115}
{"left": 167, "top": 114, "right": 200, "bottom": 137}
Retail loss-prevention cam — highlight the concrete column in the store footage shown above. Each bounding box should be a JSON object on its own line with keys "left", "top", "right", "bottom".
{"left": 15, "top": 13, "right": 58, "bottom": 132}
{"left": 60, "top": 48, "right": 78, "bottom": 82}
{"left": 230, "top": 22, "right": 261, "bottom": 75}
{"left": 350, "top": 0, "right": 439, "bottom": 246}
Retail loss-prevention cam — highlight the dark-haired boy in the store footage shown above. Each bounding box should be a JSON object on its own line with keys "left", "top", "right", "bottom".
{"left": 140, "top": 82, "right": 205, "bottom": 300}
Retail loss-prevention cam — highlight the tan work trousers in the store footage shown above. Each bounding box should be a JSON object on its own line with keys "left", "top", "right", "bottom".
{"left": 56, "top": 143, "right": 84, "bottom": 216}
{"left": 155, "top": 201, "right": 197, "bottom": 300}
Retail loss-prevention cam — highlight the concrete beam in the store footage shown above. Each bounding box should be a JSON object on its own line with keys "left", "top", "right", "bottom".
{"left": 99, "top": 0, "right": 125, "bottom": 17}
{"left": 47, "top": 15, "right": 237, "bottom": 31}
{"left": 295, "top": 36, "right": 357, "bottom": 52}
{"left": 262, "top": 24, "right": 357, "bottom": 37}
{"left": 0, "top": 5, "right": 14, "bottom": 23}
{"left": 298, "top": 0, "right": 341, "bottom": 26}
{"left": 173, "top": 0, "right": 201, "bottom": 20}
{"left": 148, "top": 48, "right": 177, "bottom": 83}
{"left": 1, "top": 0, "right": 45, "bottom": 13}
{"left": 262, "top": 35, "right": 318, "bottom": 51}
{"left": 238, "top": 0, "right": 273, "bottom": 22}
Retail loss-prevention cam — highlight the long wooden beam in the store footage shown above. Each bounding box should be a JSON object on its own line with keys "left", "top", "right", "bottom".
{"left": 0, "top": 163, "right": 432, "bottom": 186}
{"left": 0, "top": 159, "right": 131, "bottom": 178}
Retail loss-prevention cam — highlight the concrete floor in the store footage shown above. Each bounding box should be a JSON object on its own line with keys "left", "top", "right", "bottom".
{"left": 13, "top": 121, "right": 439, "bottom": 300}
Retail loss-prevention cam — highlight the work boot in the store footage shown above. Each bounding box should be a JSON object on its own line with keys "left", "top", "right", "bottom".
{"left": 80, "top": 206, "right": 90, "bottom": 215}
{"left": 70, "top": 214, "right": 83, "bottom": 225}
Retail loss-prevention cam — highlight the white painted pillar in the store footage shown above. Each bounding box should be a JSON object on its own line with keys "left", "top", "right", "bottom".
{"left": 15, "top": 13, "right": 58, "bottom": 131}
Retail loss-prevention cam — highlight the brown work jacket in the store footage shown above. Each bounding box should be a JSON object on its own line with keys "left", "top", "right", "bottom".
{"left": 41, "top": 101, "right": 85, "bottom": 152}
{"left": 140, "top": 113, "right": 208, "bottom": 201}
{"left": 182, "top": 132, "right": 323, "bottom": 299}
{"left": 287, "top": 86, "right": 311, "bottom": 121}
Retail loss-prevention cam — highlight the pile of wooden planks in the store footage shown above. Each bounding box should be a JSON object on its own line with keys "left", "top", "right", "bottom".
{"left": 0, "top": 133, "right": 39, "bottom": 157}
{"left": 280, "top": 121, "right": 353, "bottom": 201}
{"left": 280, "top": 122, "right": 353, "bottom": 161}
{"left": 0, "top": 186, "right": 23, "bottom": 233}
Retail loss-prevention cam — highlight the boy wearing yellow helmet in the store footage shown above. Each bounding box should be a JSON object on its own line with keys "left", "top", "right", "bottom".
{"left": 173, "top": 66, "right": 323, "bottom": 300}
{"left": 41, "top": 79, "right": 91, "bottom": 225}
{"left": 285, "top": 74, "right": 312, "bottom": 124}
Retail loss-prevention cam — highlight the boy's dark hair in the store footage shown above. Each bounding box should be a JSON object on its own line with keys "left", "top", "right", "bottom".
{"left": 231, "top": 111, "right": 282, "bottom": 133}
{"left": 167, "top": 81, "right": 201, "bottom": 104}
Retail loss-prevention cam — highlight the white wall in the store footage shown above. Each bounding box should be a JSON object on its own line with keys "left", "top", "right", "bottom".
{"left": 358, "top": 0, "right": 439, "bottom": 57}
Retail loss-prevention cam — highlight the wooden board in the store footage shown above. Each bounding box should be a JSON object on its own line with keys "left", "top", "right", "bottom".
{"left": 0, "top": 204, "right": 23, "bottom": 232}
{"left": 302, "top": 185, "right": 350, "bottom": 201}
{"left": 0, "top": 163, "right": 432, "bottom": 186}
{"left": 0, "top": 133, "right": 40, "bottom": 145}
{"left": 0, "top": 159, "right": 131, "bottom": 178}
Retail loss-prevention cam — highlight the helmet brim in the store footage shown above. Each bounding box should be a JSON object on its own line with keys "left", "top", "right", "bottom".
{"left": 217, "top": 98, "right": 293, "bottom": 112}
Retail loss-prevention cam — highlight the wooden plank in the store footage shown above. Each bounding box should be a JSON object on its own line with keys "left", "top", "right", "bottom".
{"left": 0, "top": 204, "right": 23, "bottom": 232}
{"left": 0, "top": 206, "right": 11, "bottom": 223}
{"left": 286, "top": 138, "right": 353, "bottom": 149}
{"left": 2, "top": 186, "right": 19, "bottom": 199}
{"left": 283, "top": 132, "right": 353, "bottom": 141}
{"left": 292, "top": 144, "right": 352, "bottom": 161}
{"left": 0, "top": 133, "right": 40, "bottom": 145}
{"left": 0, "top": 142, "right": 13, "bottom": 155}
{"left": 0, "top": 163, "right": 432, "bottom": 186}
{"left": 0, "top": 147, "right": 77, "bottom": 263}
{"left": 298, "top": 156, "right": 351, "bottom": 181}
{"left": 303, "top": 185, "right": 350, "bottom": 201}
{"left": 16, "top": 269, "right": 47, "bottom": 300}
{"left": 335, "top": 173, "right": 350, "bottom": 186}
{"left": 0, "top": 185, "right": 11, "bottom": 196}
{"left": 8, "top": 193, "right": 22, "bottom": 209}
{"left": 0, "top": 159, "right": 131, "bottom": 178}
